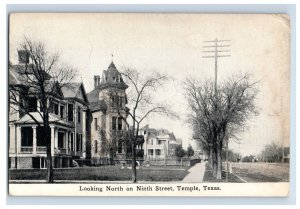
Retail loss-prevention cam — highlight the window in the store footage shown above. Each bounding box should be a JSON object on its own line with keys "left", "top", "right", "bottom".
{"left": 70, "top": 133, "right": 74, "bottom": 151}
{"left": 54, "top": 103, "right": 59, "bottom": 115}
{"left": 60, "top": 105, "right": 64, "bottom": 118}
{"left": 112, "top": 95, "right": 123, "bottom": 107}
{"left": 94, "top": 118, "right": 98, "bottom": 130}
{"left": 144, "top": 130, "right": 146, "bottom": 135}
{"left": 77, "top": 107, "right": 81, "bottom": 123}
{"left": 148, "top": 149, "right": 153, "bottom": 155}
{"left": 21, "top": 127, "right": 33, "bottom": 146}
{"left": 36, "top": 127, "right": 48, "bottom": 146}
{"left": 155, "top": 149, "right": 161, "bottom": 156}
{"left": 68, "top": 104, "right": 73, "bottom": 121}
{"left": 150, "top": 139, "right": 153, "bottom": 145}
{"left": 27, "top": 97, "right": 37, "bottom": 112}
{"left": 94, "top": 140, "right": 98, "bottom": 154}
{"left": 58, "top": 132, "right": 64, "bottom": 148}
{"left": 76, "top": 133, "right": 82, "bottom": 152}
{"left": 112, "top": 117, "right": 117, "bottom": 130}
{"left": 118, "top": 117, "right": 122, "bottom": 130}
{"left": 32, "top": 157, "right": 47, "bottom": 169}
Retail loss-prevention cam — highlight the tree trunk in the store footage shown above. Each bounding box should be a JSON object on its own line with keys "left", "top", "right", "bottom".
{"left": 45, "top": 126, "right": 53, "bottom": 183}
{"left": 216, "top": 148, "right": 222, "bottom": 180}
{"left": 209, "top": 146, "right": 213, "bottom": 165}
{"left": 131, "top": 139, "right": 137, "bottom": 183}
{"left": 212, "top": 148, "right": 218, "bottom": 178}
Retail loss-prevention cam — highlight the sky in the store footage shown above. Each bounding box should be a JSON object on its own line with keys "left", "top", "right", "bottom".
{"left": 9, "top": 13, "right": 290, "bottom": 156}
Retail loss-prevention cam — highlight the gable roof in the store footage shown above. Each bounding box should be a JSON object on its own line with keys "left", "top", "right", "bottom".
{"left": 9, "top": 66, "right": 64, "bottom": 98}
{"left": 61, "top": 82, "right": 89, "bottom": 104}
{"left": 9, "top": 63, "right": 51, "bottom": 84}
{"left": 87, "top": 88, "right": 99, "bottom": 103}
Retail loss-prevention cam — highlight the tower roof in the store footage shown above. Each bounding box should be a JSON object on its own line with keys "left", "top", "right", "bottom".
{"left": 108, "top": 61, "right": 116, "bottom": 70}
{"left": 99, "top": 61, "right": 128, "bottom": 89}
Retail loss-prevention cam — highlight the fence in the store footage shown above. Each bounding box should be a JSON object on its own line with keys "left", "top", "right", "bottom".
{"left": 147, "top": 158, "right": 200, "bottom": 166}
{"left": 74, "top": 157, "right": 201, "bottom": 167}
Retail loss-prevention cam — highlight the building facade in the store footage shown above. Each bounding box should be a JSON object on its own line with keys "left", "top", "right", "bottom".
{"left": 138, "top": 125, "right": 180, "bottom": 160}
{"left": 9, "top": 50, "right": 89, "bottom": 169}
{"left": 87, "top": 62, "right": 129, "bottom": 162}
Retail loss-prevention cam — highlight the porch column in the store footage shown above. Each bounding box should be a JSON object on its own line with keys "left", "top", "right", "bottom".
{"left": 50, "top": 126, "right": 55, "bottom": 156}
{"left": 55, "top": 128, "right": 58, "bottom": 150}
{"left": 9, "top": 124, "right": 15, "bottom": 154}
{"left": 74, "top": 132, "right": 77, "bottom": 156}
{"left": 32, "top": 126, "right": 37, "bottom": 154}
{"left": 82, "top": 109, "right": 87, "bottom": 158}
{"left": 66, "top": 131, "right": 69, "bottom": 155}
{"left": 16, "top": 126, "right": 21, "bottom": 154}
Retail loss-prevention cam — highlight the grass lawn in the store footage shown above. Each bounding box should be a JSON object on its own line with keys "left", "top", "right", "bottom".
{"left": 230, "top": 162, "right": 289, "bottom": 182}
{"left": 9, "top": 165, "right": 189, "bottom": 182}
{"left": 202, "top": 163, "right": 243, "bottom": 183}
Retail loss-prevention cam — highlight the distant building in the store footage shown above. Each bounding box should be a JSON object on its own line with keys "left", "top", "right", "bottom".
{"left": 283, "top": 146, "right": 290, "bottom": 163}
{"left": 138, "top": 125, "right": 180, "bottom": 160}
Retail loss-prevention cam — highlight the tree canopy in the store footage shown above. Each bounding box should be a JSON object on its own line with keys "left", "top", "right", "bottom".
{"left": 184, "top": 73, "right": 259, "bottom": 179}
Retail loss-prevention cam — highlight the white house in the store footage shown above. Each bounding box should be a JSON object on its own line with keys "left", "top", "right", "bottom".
{"left": 9, "top": 50, "right": 89, "bottom": 169}
{"left": 139, "top": 125, "right": 180, "bottom": 160}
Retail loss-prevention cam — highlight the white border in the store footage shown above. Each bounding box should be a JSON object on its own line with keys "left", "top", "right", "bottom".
{"left": 1, "top": 0, "right": 298, "bottom": 207}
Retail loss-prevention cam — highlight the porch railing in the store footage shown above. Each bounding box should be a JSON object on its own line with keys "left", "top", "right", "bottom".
{"left": 21, "top": 146, "right": 33, "bottom": 153}
{"left": 36, "top": 146, "right": 47, "bottom": 153}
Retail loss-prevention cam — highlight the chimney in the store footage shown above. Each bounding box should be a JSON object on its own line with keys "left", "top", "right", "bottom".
{"left": 94, "top": 75, "right": 97, "bottom": 88}
{"left": 97, "top": 75, "right": 100, "bottom": 86}
{"left": 18, "top": 50, "right": 30, "bottom": 64}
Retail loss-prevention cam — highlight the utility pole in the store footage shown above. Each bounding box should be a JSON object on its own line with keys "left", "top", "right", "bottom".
{"left": 202, "top": 39, "right": 231, "bottom": 93}
{"left": 203, "top": 38, "right": 231, "bottom": 181}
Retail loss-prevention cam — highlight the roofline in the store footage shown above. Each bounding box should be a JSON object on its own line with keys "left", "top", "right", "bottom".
{"left": 14, "top": 120, "right": 74, "bottom": 128}
{"left": 63, "top": 97, "right": 89, "bottom": 106}
{"left": 97, "top": 83, "right": 129, "bottom": 90}
{"left": 90, "top": 108, "right": 106, "bottom": 113}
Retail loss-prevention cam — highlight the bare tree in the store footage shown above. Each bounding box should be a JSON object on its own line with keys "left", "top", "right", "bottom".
{"left": 111, "top": 67, "right": 176, "bottom": 183}
{"left": 258, "top": 141, "right": 284, "bottom": 163}
{"left": 98, "top": 127, "right": 127, "bottom": 164}
{"left": 184, "top": 73, "right": 259, "bottom": 179}
{"left": 9, "top": 38, "right": 76, "bottom": 183}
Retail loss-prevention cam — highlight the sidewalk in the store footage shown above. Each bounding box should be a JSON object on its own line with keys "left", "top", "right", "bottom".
{"left": 182, "top": 162, "right": 206, "bottom": 183}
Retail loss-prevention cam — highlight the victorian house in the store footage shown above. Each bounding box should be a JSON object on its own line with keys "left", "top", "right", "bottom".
{"left": 87, "top": 62, "right": 129, "bottom": 163}
{"left": 138, "top": 125, "right": 180, "bottom": 160}
{"left": 8, "top": 50, "right": 89, "bottom": 169}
